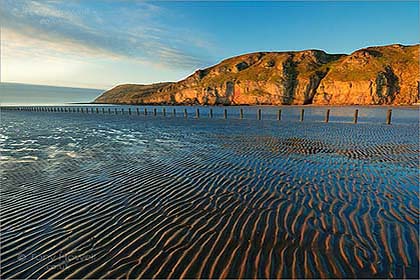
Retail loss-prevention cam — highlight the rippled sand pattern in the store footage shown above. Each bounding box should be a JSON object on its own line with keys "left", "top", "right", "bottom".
{"left": 1, "top": 111, "right": 419, "bottom": 279}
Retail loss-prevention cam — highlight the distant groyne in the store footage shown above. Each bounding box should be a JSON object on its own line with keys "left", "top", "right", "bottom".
{"left": 1, "top": 106, "right": 394, "bottom": 125}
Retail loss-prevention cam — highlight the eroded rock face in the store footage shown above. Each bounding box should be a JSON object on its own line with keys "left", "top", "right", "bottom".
{"left": 312, "top": 44, "right": 419, "bottom": 105}
{"left": 95, "top": 44, "right": 419, "bottom": 105}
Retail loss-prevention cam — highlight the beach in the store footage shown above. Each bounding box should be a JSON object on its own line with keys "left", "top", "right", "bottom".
{"left": 1, "top": 106, "right": 419, "bottom": 278}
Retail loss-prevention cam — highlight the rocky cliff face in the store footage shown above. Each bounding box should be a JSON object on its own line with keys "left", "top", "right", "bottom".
{"left": 94, "top": 83, "right": 172, "bottom": 104}
{"left": 313, "top": 44, "right": 419, "bottom": 105}
{"left": 95, "top": 44, "right": 419, "bottom": 105}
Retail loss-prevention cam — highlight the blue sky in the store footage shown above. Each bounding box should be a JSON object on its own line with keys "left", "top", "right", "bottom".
{"left": 1, "top": 0, "right": 419, "bottom": 89}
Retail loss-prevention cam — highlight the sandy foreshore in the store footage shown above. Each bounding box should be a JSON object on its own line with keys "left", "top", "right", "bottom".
{"left": 1, "top": 110, "right": 419, "bottom": 278}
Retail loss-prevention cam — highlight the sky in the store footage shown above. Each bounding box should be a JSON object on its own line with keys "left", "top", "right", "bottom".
{"left": 1, "top": 0, "right": 419, "bottom": 90}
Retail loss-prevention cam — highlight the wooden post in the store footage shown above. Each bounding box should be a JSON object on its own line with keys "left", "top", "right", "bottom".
{"left": 209, "top": 108, "right": 213, "bottom": 118}
{"left": 77, "top": 108, "right": 80, "bottom": 113}
{"left": 353, "top": 109, "right": 359, "bottom": 124}
{"left": 386, "top": 109, "right": 392, "bottom": 125}
{"left": 81, "top": 108, "right": 84, "bottom": 113}
{"left": 115, "top": 108, "right": 117, "bottom": 114}
{"left": 102, "top": 108, "right": 105, "bottom": 114}
{"left": 144, "top": 108, "right": 147, "bottom": 115}
{"left": 153, "top": 108, "right": 157, "bottom": 116}
{"left": 163, "top": 108, "right": 166, "bottom": 117}
{"left": 224, "top": 108, "right": 227, "bottom": 119}
{"left": 240, "top": 108, "right": 243, "bottom": 119}
{"left": 184, "top": 109, "right": 188, "bottom": 118}
{"left": 127, "top": 108, "right": 130, "bottom": 115}
{"left": 96, "top": 108, "right": 99, "bottom": 114}
{"left": 196, "top": 108, "right": 200, "bottom": 118}
{"left": 257, "top": 109, "right": 262, "bottom": 120}
{"left": 277, "top": 109, "right": 282, "bottom": 121}
{"left": 136, "top": 108, "right": 139, "bottom": 115}
{"left": 173, "top": 108, "right": 176, "bottom": 116}
{"left": 91, "top": 108, "right": 94, "bottom": 113}
{"left": 325, "top": 109, "right": 330, "bottom": 123}
{"left": 300, "top": 109, "right": 304, "bottom": 122}
{"left": 108, "top": 108, "right": 111, "bottom": 114}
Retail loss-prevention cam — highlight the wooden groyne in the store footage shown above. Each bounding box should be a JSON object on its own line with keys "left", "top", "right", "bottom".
{"left": 1, "top": 106, "right": 394, "bottom": 125}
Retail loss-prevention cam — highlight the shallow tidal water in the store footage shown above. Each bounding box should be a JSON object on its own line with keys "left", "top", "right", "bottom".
{"left": 1, "top": 106, "right": 419, "bottom": 279}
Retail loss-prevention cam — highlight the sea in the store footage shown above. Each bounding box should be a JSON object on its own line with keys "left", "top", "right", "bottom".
{"left": 0, "top": 82, "right": 103, "bottom": 105}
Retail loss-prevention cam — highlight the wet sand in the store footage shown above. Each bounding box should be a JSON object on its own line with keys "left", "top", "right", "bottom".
{"left": 1, "top": 110, "right": 419, "bottom": 279}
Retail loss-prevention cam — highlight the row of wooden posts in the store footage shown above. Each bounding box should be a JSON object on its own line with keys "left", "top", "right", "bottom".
{"left": 2, "top": 106, "right": 393, "bottom": 124}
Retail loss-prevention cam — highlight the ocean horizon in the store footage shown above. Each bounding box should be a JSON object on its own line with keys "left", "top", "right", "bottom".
{"left": 0, "top": 83, "right": 104, "bottom": 105}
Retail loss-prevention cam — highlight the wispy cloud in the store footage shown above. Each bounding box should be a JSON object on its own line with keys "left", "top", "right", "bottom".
{"left": 1, "top": 0, "right": 213, "bottom": 69}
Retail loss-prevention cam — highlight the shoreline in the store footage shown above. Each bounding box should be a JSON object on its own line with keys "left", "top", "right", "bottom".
{"left": 92, "top": 102, "right": 420, "bottom": 108}
{"left": 1, "top": 103, "right": 419, "bottom": 109}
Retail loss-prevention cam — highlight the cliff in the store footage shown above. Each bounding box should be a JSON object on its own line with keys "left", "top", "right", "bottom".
{"left": 95, "top": 44, "right": 419, "bottom": 105}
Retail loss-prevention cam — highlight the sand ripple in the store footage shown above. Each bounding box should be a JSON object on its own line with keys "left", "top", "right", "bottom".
{"left": 1, "top": 112, "right": 419, "bottom": 279}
